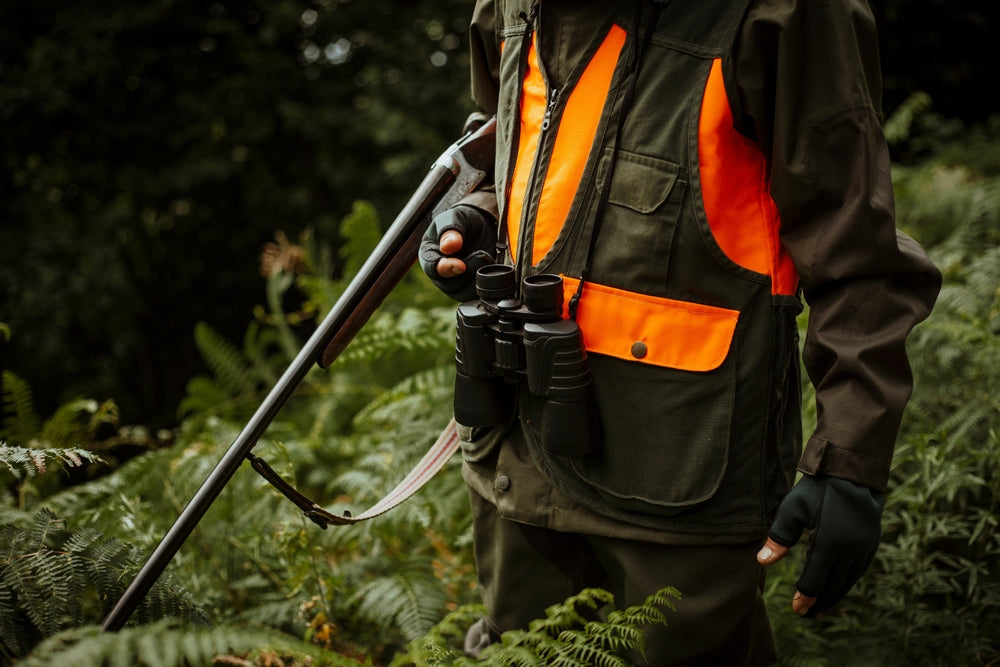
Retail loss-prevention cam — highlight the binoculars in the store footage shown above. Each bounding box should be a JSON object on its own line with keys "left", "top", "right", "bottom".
{"left": 454, "top": 264, "right": 601, "bottom": 456}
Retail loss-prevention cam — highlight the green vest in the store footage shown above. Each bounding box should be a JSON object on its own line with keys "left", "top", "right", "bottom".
{"left": 487, "top": 0, "right": 803, "bottom": 535}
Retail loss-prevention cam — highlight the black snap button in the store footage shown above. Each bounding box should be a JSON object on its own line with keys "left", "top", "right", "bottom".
{"left": 630, "top": 341, "right": 648, "bottom": 359}
{"left": 496, "top": 474, "right": 511, "bottom": 491}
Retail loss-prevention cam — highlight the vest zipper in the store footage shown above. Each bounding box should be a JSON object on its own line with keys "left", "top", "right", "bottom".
{"left": 516, "top": 85, "right": 559, "bottom": 270}
{"left": 541, "top": 88, "right": 560, "bottom": 132}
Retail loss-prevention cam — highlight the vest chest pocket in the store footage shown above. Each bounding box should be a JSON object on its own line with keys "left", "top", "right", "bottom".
{"left": 589, "top": 150, "right": 686, "bottom": 297}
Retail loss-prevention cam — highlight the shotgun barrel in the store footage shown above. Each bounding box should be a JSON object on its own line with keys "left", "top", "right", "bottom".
{"left": 101, "top": 117, "right": 495, "bottom": 632}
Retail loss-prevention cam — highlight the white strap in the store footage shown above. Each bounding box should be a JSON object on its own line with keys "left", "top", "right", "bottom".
{"left": 346, "top": 418, "right": 461, "bottom": 522}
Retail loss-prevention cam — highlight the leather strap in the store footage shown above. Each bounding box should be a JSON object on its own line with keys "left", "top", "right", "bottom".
{"left": 247, "top": 419, "right": 461, "bottom": 528}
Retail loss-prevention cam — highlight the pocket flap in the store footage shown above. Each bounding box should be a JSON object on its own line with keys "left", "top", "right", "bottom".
{"left": 607, "top": 151, "right": 680, "bottom": 214}
{"left": 562, "top": 277, "right": 738, "bottom": 372}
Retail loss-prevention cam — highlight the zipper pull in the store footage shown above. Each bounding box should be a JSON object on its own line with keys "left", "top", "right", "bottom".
{"left": 541, "top": 88, "right": 560, "bottom": 132}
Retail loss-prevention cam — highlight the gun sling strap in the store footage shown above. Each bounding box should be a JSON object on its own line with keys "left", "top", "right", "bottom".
{"left": 246, "top": 419, "right": 461, "bottom": 528}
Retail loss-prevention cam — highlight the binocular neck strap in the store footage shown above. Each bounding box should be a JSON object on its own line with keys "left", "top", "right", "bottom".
{"left": 569, "top": 1, "right": 666, "bottom": 321}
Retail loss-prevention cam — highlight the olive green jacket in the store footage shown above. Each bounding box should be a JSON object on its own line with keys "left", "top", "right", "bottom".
{"left": 462, "top": 0, "right": 940, "bottom": 537}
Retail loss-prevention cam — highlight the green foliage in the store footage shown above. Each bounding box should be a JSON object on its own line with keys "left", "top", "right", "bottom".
{"left": 2, "top": 367, "right": 139, "bottom": 457}
{"left": 0, "top": 444, "right": 100, "bottom": 482}
{"left": 349, "top": 570, "right": 452, "bottom": 645}
{"left": 0, "top": 0, "right": 475, "bottom": 427}
{"left": 0, "top": 201, "right": 472, "bottom": 663}
{"left": 393, "top": 587, "right": 679, "bottom": 667}
{"left": 3, "top": 108, "right": 998, "bottom": 664}
{"left": 389, "top": 604, "right": 483, "bottom": 667}
{"left": 1, "top": 371, "right": 40, "bottom": 447}
{"left": 16, "top": 619, "right": 365, "bottom": 667}
{"left": 0, "top": 509, "right": 207, "bottom": 662}
{"left": 883, "top": 91, "right": 934, "bottom": 147}
{"left": 765, "top": 109, "right": 1000, "bottom": 666}
{"left": 899, "top": 171, "right": 1000, "bottom": 446}
{"left": 178, "top": 203, "right": 455, "bottom": 428}
{"left": 175, "top": 321, "right": 279, "bottom": 420}
{"left": 765, "top": 429, "right": 1000, "bottom": 667}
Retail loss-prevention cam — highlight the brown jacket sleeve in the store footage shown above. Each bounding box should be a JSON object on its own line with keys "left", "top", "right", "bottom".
{"left": 733, "top": 0, "right": 941, "bottom": 491}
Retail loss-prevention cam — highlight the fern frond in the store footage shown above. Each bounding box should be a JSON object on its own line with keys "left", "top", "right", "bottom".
{"left": 25, "top": 507, "right": 65, "bottom": 549}
{"left": 338, "top": 307, "right": 453, "bottom": 368}
{"left": 193, "top": 321, "right": 258, "bottom": 399}
{"left": 35, "top": 397, "right": 119, "bottom": 449}
{"left": 0, "top": 579, "right": 28, "bottom": 659}
{"left": 83, "top": 538, "right": 133, "bottom": 593}
{"left": 17, "top": 619, "right": 367, "bottom": 667}
{"left": 0, "top": 444, "right": 102, "bottom": 481}
{"left": 610, "top": 586, "right": 680, "bottom": 628}
{"left": 78, "top": 534, "right": 209, "bottom": 627}
{"left": 23, "top": 552, "right": 76, "bottom": 635}
{"left": 481, "top": 637, "right": 541, "bottom": 667}
{"left": 339, "top": 200, "right": 382, "bottom": 280}
{"left": 0, "top": 444, "right": 45, "bottom": 479}
{"left": 0, "top": 508, "right": 211, "bottom": 659}
{"left": 349, "top": 569, "right": 450, "bottom": 642}
{"left": 62, "top": 527, "right": 104, "bottom": 554}
{"left": 391, "top": 603, "right": 484, "bottom": 667}
{"left": 240, "top": 320, "right": 284, "bottom": 386}
{"left": 352, "top": 365, "right": 454, "bottom": 427}
{"left": 176, "top": 376, "right": 232, "bottom": 418}
{"left": 0, "top": 510, "right": 70, "bottom": 637}
{"left": 460, "top": 587, "right": 676, "bottom": 666}
{"left": 1, "top": 370, "right": 41, "bottom": 445}
{"left": 884, "top": 90, "right": 933, "bottom": 145}
{"left": 550, "top": 638, "right": 626, "bottom": 667}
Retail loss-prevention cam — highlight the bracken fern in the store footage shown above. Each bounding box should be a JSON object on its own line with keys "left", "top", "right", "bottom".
{"left": 0, "top": 509, "right": 209, "bottom": 661}
{"left": 15, "top": 618, "right": 366, "bottom": 667}
{"left": 393, "top": 587, "right": 678, "bottom": 667}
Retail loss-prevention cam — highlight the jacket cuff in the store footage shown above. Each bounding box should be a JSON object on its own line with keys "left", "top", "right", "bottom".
{"left": 798, "top": 436, "right": 891, "bottom": 493}
{"left": 458, "top": 190, "right": 499, "bottom": 221}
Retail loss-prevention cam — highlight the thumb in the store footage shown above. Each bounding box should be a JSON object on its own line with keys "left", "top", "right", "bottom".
{"left": 756, "top": 538, "right": 818, "bottom": 616}
{"left": 757, "top": 537, "right": 790, "bottom": 566}
{"left": 440, "top": 229, "right": 465, "bottom": 255}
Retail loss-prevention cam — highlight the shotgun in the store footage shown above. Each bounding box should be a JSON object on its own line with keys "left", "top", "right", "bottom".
{"left": 101, "top": 115, "right": 496, "bottom": 632}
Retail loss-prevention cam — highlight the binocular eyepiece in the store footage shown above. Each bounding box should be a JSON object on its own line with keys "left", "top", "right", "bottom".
{"left": 454, "top": 264, "right": 601, "bottom": 457}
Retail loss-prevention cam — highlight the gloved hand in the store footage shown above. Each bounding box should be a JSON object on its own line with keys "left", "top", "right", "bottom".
{"left": 419, "top": 204, "right": 497, "bottom": 301}
{"left": 757, "top": 474, "right": 885, "bottom": 617}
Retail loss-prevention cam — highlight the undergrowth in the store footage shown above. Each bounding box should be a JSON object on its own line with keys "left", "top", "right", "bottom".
{"left": 1, "top": 106, "right": 998, "bottom": 665}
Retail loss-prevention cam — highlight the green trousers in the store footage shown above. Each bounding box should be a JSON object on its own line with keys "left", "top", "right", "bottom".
{"left": 467, "top": 489, "right": 778, "bottom": 666}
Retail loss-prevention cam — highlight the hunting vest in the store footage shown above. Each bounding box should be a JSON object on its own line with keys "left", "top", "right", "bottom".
{"left": 491, "top": 0, "right": 803, "bottom": 532}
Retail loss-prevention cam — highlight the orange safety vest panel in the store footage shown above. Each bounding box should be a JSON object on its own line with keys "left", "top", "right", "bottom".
{"left": 698, "top": 58, "right": 799, "bottom": 297}
{"left": 507, "top": 25, "right": 628, "bottom": 266}
{"left": 507, "top": 25, "right": 798, "bottom": 294}
{"left": 505, "top": 25, "right": 799, "bottom": 371}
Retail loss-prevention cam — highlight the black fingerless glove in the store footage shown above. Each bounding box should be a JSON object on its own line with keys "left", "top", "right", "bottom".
{"left": 419, "top": 204, "right": 497, "bottom": 302}
{"left": 769, "top": 474, "right": 886, "bottom": 617}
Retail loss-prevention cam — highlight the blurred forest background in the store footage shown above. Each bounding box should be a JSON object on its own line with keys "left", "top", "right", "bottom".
{"left": 1, "top": 1, "right": 999, "bottom": 665}
{"left": 1, "top": 0, "right": 480, "bottom": 427}
{"left": 0, "top": 0, "right": 1000, "bottom": 425}
{"left": 0, "top": 0, "right": 997, "bottom": 428}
